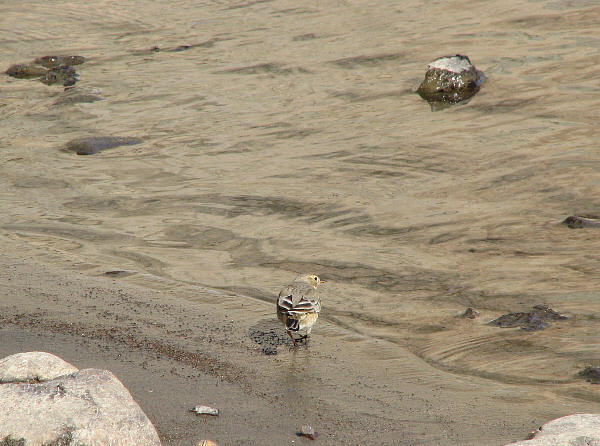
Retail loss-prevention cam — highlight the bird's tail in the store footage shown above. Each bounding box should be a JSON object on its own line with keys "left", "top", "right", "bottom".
{"left": 285, "top": 317, "right": 300, "bottom": 331}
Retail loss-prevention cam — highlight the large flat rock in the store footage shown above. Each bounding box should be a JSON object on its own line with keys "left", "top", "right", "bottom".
{"left": 0, "top": 368, "right": 161, "bottom": 446}
{"left": 0, "top": 352, "right": 78, "bottom": 383}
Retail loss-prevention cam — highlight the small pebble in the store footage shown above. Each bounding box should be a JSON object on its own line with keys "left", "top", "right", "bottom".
{"left": 462, "top": 307, "right": 479, "bottom": 319}
{"left": 298, "top": 425, "right": 318, "bottom": 440}
{"left": 191, "top": 405, "right": 219, "bottom": 416}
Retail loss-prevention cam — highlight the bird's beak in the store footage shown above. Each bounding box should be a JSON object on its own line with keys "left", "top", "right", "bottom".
{"left": 320, "top": 280, "right": 326, "bottom": 284}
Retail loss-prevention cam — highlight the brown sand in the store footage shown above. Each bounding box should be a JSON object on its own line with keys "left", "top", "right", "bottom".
{"left": 1, "top": 0, "right": 600, "bottom": 444}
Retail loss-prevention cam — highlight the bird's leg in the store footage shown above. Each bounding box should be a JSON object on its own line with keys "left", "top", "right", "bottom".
{"left": 286, "top": 330, "right": 297, "bottom": 347}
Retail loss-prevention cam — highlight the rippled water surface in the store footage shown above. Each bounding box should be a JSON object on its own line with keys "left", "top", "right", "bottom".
{"left": 1, "top": 0, "right": 600, "bottom": 413}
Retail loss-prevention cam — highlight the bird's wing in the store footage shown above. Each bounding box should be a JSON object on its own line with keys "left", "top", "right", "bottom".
{"left": 278, "top": 284, "right": 321, "bottom": 315}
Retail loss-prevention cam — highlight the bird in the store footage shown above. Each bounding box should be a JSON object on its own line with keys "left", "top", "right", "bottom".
{"left": 277, "top": 274, "right": 323, "bottom": 346}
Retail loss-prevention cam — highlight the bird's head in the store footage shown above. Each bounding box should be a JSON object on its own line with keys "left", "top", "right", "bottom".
{"left": 295, "top": 274, "right": 324, "bottom": 288}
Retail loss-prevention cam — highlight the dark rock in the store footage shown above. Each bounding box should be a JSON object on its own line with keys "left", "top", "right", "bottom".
{"left": 33, "top": 55, "right": 86, "bottom": 69}
{"left": 462, "top": 307, "right": 480, "bottom": 319}
{"left": 4, "top": 64, "right": 47, "bottom": 79}
{"left": 579, "top": 366, "right": 600, "bottom": 384}
{"left": 65, "top": 136, "right": 143, "bottom": 155}
{"left": 40, "top": 64, "right": 78, "bottom": 86}
{"left": 488, "top": 305, "right": 567, "bottom": 331}
{"left": 562, "top": 215, "right": 600, "bottom": 229}
{"left": 417, "top": 54, "right": 485, "bottom": 105}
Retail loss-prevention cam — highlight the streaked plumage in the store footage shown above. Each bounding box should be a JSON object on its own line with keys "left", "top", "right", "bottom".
{"left": 277, "top": 274, "right": 323, "bottom": 346}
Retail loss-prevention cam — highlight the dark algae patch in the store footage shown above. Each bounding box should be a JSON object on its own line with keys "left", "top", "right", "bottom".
{"left": 248, "top": 318, "right": 293, "bottom": 355}
{"left": 65, "top": 137, "right": 143, "bottom": 155}
{"left": 579, "top": 366, "right": 600, "bottom": 384}
{"left": 488, "top": 305, "right": 567, "bottom": 331}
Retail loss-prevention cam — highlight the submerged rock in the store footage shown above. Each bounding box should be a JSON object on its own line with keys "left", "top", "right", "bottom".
{"left": 488, "top": 305, "right": 567, "bottom": 331}
{"left": 53, "top": 86, "right": 103, "bottom": 105}
{"left": 417, "top": 54, "right": 485, "bottom": 105}
{"left": 0, "top": 365, "right": 160, "bottom": 446}
{"left": 503, "top": 414, "right": 600, "bottom": 446}
{"left": 4, "top": 63, "right": 47, "bottom": 79}
{"left": 562, "top": 215, "right": 600, "bottom": 229}
{"left": 5, "top": 55, "right": 85, "bottom": 86}
{"left": 40, "top": 64, "right": 78, "bottom": 86}
{"left": 65, "top": 136, "right": 143, "bottom": 155}
{"left": 0, "top": 352, "right": 78, "bottom": 383}
{"left": 579, "top": 366, "right": 600, "bottom": 384}
{"left": 34, "top": 55, "right": 86, "bottom": 69}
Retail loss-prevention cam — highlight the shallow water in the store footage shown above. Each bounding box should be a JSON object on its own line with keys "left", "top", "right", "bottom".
{"left": 1, "top": 0, "right": 600, "bottom": 424}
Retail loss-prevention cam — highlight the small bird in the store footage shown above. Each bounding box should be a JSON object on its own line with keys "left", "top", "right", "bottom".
{"left": 277, "top": 274, "right": 323, "bottom": 346}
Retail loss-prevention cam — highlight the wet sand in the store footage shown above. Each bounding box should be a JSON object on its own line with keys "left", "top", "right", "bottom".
{"left": 1, "top": 245, "right": 594, "bottom": 446}
{"left": 1, "top": 0, "right": 600, "bottom": 444}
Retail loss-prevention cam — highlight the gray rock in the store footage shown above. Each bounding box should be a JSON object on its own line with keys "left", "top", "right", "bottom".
{"left": 504, "top": 414, "right": 600, "bottom": 446}
{"left": 0, "top": 368, "right": 161, "bottom": 446}
{"left": 0, "top": 352, "right": 78, "bottom": 383}
{"left": 417, "top": 54, "right": 485, "bottom": 105}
